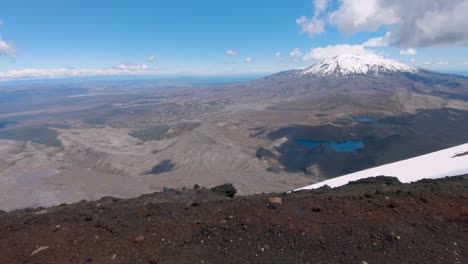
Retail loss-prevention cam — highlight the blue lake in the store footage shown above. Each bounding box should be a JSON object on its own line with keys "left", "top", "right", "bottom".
{"left": 296, "top": 140, "right": 364, "bottom": 152}
{"left": 353, "top": 116, "right": 377, "bottom": 122}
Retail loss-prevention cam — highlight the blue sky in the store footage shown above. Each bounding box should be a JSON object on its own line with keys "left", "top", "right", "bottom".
{"left": 0, "top": 0, "right": 467, "bottom": 79}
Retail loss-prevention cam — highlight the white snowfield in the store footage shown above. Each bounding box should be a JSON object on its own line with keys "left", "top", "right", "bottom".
{"left": 295, "top": 143, "right": 468, "bottom": 191}
{"left": 302, "top": 54, "right": 417, "bottom": 77}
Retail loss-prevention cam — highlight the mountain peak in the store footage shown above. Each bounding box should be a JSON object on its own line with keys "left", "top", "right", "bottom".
{"left": 302, "top": 54, "right": 417, "bottom": 77}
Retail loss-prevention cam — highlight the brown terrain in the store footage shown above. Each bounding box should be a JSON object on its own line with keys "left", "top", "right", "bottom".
{"left": 1, "top": 69, "right": 468, "bottom": 210}
{"left": 0, "top": 176, "right": 466, "bottom": 264}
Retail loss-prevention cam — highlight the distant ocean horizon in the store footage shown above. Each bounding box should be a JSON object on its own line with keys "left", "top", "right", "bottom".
{"left": 0, "top": 74, "right": 268, "bottom": 86}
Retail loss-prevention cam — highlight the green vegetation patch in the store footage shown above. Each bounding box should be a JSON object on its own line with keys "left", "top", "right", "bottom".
{"left": 129, "top": 125, "right": 171, "bottom": 142}
{"left": 0, "top": 126, "right": 62, "bottom": 147}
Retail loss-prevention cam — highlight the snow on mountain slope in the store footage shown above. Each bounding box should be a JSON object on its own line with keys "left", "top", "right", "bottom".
{"left": 302, "top": 54, "right": 417, "bottom": 77}
{"left": 295, "top": 142, "right": 468, "bottom": 191}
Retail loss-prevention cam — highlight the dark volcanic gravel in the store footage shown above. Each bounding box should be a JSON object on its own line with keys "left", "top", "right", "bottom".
{"left": 0, "top": 177, "right": 467, "bottom": 264}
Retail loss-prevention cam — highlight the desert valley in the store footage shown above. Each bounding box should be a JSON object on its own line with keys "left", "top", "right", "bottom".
{"left": 1, "top": 54, "right": 468, "bottom": 210}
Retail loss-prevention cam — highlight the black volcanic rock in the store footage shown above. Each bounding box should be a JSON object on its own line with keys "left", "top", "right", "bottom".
{"left": 210, "top": 184, "right": 237, "bottom": 198}
{"left": 347, "top": 176, "right": 401, "bottom": 186}
{"left": 0, "top": 177, "right": 466, "bottom": 264}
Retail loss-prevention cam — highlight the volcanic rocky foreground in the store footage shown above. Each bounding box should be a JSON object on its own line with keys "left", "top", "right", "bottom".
{"left": 0, "top": 176, "right": 466, "bottom": 264}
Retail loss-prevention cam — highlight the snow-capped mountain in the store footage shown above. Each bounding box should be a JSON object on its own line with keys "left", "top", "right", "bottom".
{"left": 302, "top": 54, "right": 417, "bottom": 77}
{"left": 295, "top": 142, "right": 468, "bottom": 191}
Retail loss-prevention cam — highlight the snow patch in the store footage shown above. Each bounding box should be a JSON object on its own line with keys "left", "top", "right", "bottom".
{"left": 295, "top": 142, "right": 468, "bottom": 191}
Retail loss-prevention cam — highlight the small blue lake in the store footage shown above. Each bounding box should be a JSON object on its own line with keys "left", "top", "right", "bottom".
{"left": 353, "top": 116, "right": 377, "bottom": 122}
{"left": 296, "top": 140, "right": 364, "bottom": 152}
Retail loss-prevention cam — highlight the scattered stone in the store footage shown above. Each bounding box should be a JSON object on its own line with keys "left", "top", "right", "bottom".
{"left": 30, "top": 246, "right": 49, "bottom": 256}
{"left": 50, "top": 225, "right": 61, "bottom": 232}
{"left": 311, "top": 207, "right": 321, "bottom": 212}
{"left": 34, "top": 210, "right": 48, "bottom": 215}
{"left": 134, "top": 235, "right": 145, "bottom": 243}
{"left": 210, "top": 184, "right": 237, "bottom": 198}
{"left": 163, "top": 187, "right": 175, "bottom": 193}
{"left": 186, "top": 199, "right": 201, "bottom": 207}
{"left": 200, "top": 228, "right": 210, "bottom": 237}
{"left": 267, "top": 197, "right": 282, "bottom": 205}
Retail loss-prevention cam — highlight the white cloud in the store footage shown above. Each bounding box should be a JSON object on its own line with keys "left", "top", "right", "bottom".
{"left": 328, "top": 0, "right": 468, "bottom": 47}
{"left": 225, "top": 50, "right": 238, "bottom": 56}
{"left": 436, "top": 61, "right": 449, "bottom": 65}
{"left": 394, "top": 0, "right": 468, "bottom": 47}
{"left": 400, "top": 48, "right": 417, "bottom": 55}
{"left": 0, "top": 36, "right": 16, "bottom": 56}
{"left": 147, "top": 55, "right": 156, "bottom": 62}
{"left": 296, "top": 0, "right": 329, "bottom": 38}
{"left": 275, "top": 51, "right": 281, "bottom": 58}
{"left": 424, "top": 61, "right": 431, "bottom": 65}
{"left": 464, "top": 62, "right": 468, "bottom": 65}
{"left": 328, "top": 0, "right": 399, "bottom": 35}
{"left": 302, "top": 44, "right": 374, "bottom": 61}
{"left": 313, "top": 0, "right": 330, "bottom": 16}
{"left": 410, "top": 58, "right": 416, "bottom": 63}
{"left": 362, "top": 32, "right": 392, "bottom": 47}
{"left": 113, "top": 63, "right": 149, "bottom": 71}
{"left": 296, "top": 16, "right": 325, "bottom": 38}
{"left": 0, "top": 64, "right": 159, "bottom": 81}
{"left": 289, "top": 48, "right": 303, "bottom": 58}
{"left": 244, "top": 57, "right": 253, "bottom": 63}
{"left": 0, "top": 20, "right": 16, "bottom": 56}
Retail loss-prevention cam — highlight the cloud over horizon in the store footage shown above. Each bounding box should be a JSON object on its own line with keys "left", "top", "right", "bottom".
{"left": 400, "top": 48, "right": 417, "bottom": 55}
{"left": 303, "top": 44, "right": 375, "bottom": 61}
{"left": 327, "top": 0, "right": 468, "bottom": 48}
{"left": 0, "top": 64, "right": 161, "bottom": 81}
